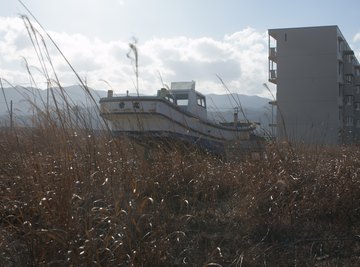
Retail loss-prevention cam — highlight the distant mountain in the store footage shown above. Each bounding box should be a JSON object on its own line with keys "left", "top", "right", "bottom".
{"left": 0, "top": 85, "right": 274, "bottom": 132}
{"left": 206, "top": 93, "right": 273, "bottom": 127}
{"left": 207, "top": 93, "right": 271, "bottom": 109}
{"left": 0, "top": 85, "right": 106, "bottom": 114}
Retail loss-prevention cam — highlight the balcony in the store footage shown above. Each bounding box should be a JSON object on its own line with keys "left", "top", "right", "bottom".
{"left": 344, "top": 62, "right": 354, "bottom": 75}
{"left": 343, "top": 85, "right": 354, "bottom": 95}
{"left": 355, "top": 75, "right": 360, "bottom": 85}
{"left": 354, "top": 65, "right": 360, "bottom": 85}
{"left": 338, "top": 97, "right": 343, "bottom": 107}
{"left": 269, "top": 47, "right": 277, "bottom": 61}
{"left": 268, "top": 69, "right": 277, "bottom": 84}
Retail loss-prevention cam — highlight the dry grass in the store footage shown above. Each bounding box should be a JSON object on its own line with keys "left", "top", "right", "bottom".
{"left": 1, "top": 122, "right": 360, "bottom": 266}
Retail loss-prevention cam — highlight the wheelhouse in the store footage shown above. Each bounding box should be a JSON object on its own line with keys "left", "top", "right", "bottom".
{"left": 157, "top": 81, "right": 207, "bottom": 120}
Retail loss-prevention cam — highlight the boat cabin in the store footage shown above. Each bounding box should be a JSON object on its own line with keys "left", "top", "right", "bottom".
{"left": 157, "top": 81, "right": 207, "bottom": 120}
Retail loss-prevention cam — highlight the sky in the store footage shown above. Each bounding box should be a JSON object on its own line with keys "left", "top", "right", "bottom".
{"left": 1, "top": 0, "right": 360, "bottom": 97}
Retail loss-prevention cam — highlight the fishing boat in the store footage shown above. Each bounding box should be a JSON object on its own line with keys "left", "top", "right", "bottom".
{"left": 99, "top": 81, "right": 262, "bottom": 156}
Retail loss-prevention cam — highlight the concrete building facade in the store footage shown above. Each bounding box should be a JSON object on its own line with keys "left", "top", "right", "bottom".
{"left": 268, "top": 26, "right": 360, "bottom": 145}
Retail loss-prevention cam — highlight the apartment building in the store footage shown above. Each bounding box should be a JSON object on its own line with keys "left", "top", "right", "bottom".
{"left": 268, "top": 26, "right": 360, "bottom": 145}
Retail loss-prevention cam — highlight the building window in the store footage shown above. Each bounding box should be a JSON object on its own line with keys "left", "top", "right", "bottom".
{"left": 355, "top": 102, "right": 360, "bottom": 111}
{"left": 345, "top": 95, "right": 354, "bottom": 105}
{"left": 339, "top": 85, "right": 343, "bottom": 96}
{"left": 338, "top": 62, "right": 343, "bottom": 76}
{"left": 345, "top": 116, "right": 354, "bottom": 126}
{"left": 339, "top": 107, "right": 342, "bottom": 120}
{"left": 338, "top": 39, "right": 343, "bottom": 53}
{"left": 357, "top": 120, "right": 360, "bottom": 128}
{"left": 356, "top": 67, "right": 360, "bottom": 76}
{"left": 345, "top": 74, "right": 353, "bottom": 84}
{"left": 356, "top": 86, "right": 360, "bottom": 94}
{"left": 345, "top": 54, "right": 354, "bottom": 63}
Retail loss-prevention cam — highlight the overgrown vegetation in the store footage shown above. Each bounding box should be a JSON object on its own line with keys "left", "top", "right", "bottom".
{"left": 1, "top": 11, "right": 360, "bottom": 266}
{"left": 1, "top": 123, "right": 360, "bottom": 266}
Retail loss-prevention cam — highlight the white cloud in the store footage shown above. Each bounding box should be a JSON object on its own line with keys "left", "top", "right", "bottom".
{"left": 0, "top": 16, "right": 273, "bottom": 97}
{"left": 116, "top": 0, "right": 126, "bottom": 5}
{"left": 354, "top": 33, "right": 360, "bottom": 43}
{"left": 351, "top": 32, "right": 360, "bottom": 67}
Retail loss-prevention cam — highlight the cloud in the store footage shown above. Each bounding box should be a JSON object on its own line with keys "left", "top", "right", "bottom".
{"left": 116, "top": 0, "right": 126, "bottom": 5}
{"left": 165, "top": 59, "right": 241, "bottom": 81}
{"left": 354, "top": 33, "right": 360, "bottom": 43}
{"left": 0, "top": 17, "right": 31, "bottom": 62}
{"left": 0, "top": 17, "right": 273, "bottom": 96}
{"left": 351, "top": 32, "right": 360, "bottom": 65}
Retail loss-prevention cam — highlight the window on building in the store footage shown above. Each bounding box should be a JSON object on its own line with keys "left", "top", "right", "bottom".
{"left": 345, "top": 74, "right": 353, "bottom": 84}
{"left": 357, "top": 120, "right": 360, "bottom": 128}
{"left": 338, "top": 62, "right": 343, "bottom": 76}
{"left": 338, "top": 39, "right": 343, "bottom": 53}
{"left": 356, "top": 86, "right": 360, "bottom": 94}
{"left": 345, "top": 54, "right": 354, "bottom": 63}
{"left": 339, "top": 107, "right": 342, "bottom": 121}
{"left": 355, "top": 102, "right": 360, "bottom": 111}
{"left": 345, "top": 95, "right": 354, "bottom": 105}
{"left": 356, "top": 67, "right": 360, "bottom": 76}
{"left": 345, "top": 116, "right": 354, "bottom": 126}
{"left": 339, "top": 85, "right": 343, "bottom": 96}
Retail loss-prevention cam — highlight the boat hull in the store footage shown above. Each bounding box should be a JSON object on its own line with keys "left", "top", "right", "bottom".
{"left": 100, "top": 96, "right": 256, "bottom": 154}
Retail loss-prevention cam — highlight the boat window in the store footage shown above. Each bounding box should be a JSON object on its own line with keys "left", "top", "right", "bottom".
{"left": 177, "top": 99, "right": 189, "bottom": 106}
{"left": 196, "top": 94, "right": 206, "bottom": 108}
{"left": 166, "top": 96, "right": 175, "bottom": 103}
{"left": 158, "top": 88, "right": 175, "bottom": 103}
{"left": 164, "top": 94, "right": 175, "bottom": 103}
{"left": 175, "top": 93, "right": 189, "bottom": 106}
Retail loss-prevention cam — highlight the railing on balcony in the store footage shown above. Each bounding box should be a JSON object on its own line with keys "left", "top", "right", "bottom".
{"left": 354, "top": 65, "right": 360, "bottom": 85}
{"left": 338, "top": 97, "right": 343, "bottom": 107}
{"left": 269, "top": 47, "right": 277, "bottom": 60}
{"left": 344, "top": 62, "right": 354, "bottom": 76}
{"left": 269, "top": 69, "right": 277, "bottom": 84}
{"left": 354, "top": 75, "right": 360, "bottom": 85}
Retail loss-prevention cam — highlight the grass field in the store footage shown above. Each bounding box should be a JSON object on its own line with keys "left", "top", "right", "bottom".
{"left": 1, "top": 120, "right": 360, "bottom": 266}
